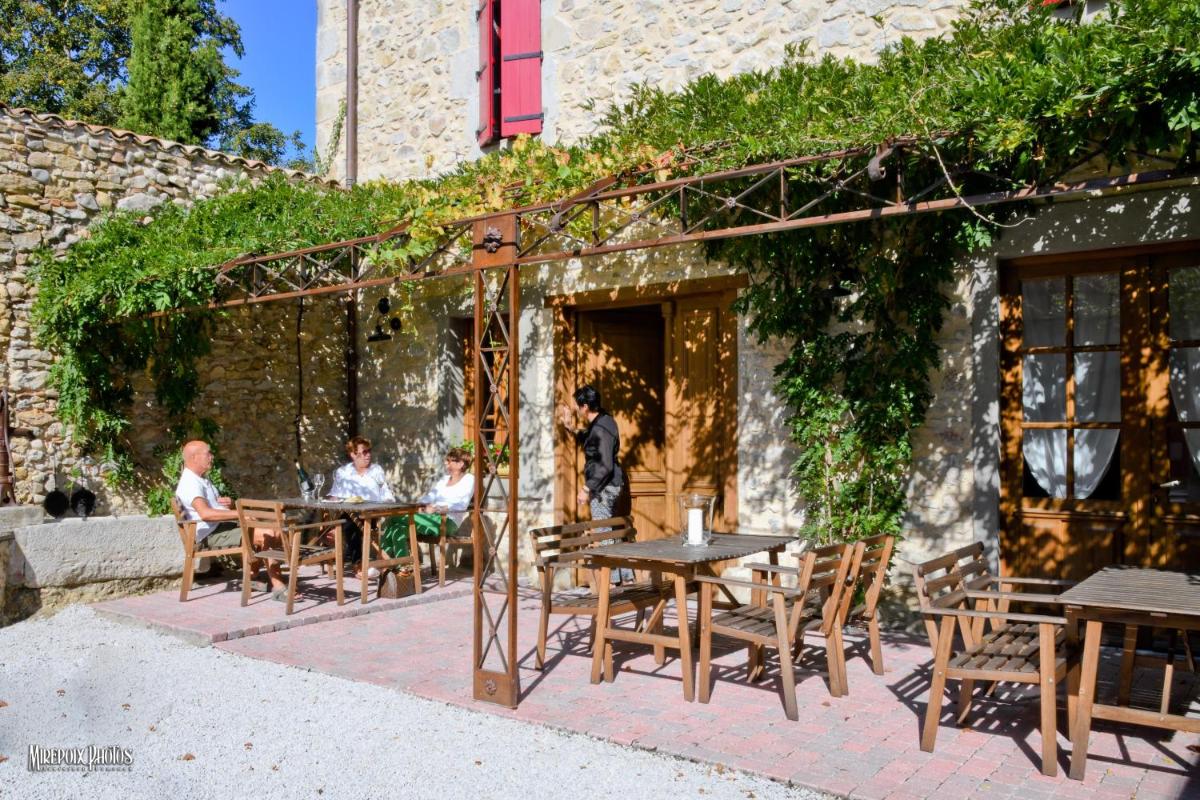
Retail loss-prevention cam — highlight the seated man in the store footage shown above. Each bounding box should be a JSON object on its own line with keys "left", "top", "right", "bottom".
{"left": 175, "top": 440, "right": 284, "bottom": 596}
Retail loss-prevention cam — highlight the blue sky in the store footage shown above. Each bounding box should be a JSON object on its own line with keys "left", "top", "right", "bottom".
{"left": 221, "top": 0, "right": 316, "bottom": 161}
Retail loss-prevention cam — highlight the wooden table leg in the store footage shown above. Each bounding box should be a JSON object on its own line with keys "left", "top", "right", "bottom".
{"left": 408, "top": 513, "right": 422, "bottom": 595}
{"left": 590, "top": 566, "right": 613, "bottom": 684}
{"left": 360, "top": 517, "right": 371, "bottom": 604}
{"left": 651, "top": 569, "right": 666, "bottom": 665}
{"left": 675, "top": 572, "right": 695, "bottom": 702}
{"left": 1069, "top": 618, "right": 1103, "bottom": 780}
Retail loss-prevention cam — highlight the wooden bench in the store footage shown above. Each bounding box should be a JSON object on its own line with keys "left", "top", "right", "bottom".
{"left": 171, "top": 496, "right": 248, "bottom": 602}
{"left": 528, "top": 516, "right": 671, "bottom": 669}
{"left": 912, "top": 542, "right": 1076, "bottom": 777}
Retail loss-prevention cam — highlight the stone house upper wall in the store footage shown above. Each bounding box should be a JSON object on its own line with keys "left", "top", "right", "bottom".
{"left": 0, "top": 106, "right": 342, "bottom": 508}
{"left": 317, "top": 0, "right": 969, "bottom": 184}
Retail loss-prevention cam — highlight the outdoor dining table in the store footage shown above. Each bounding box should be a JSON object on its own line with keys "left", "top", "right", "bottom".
{"left": 1061, "top": 566, "right": 1200, "bottom": 779}
{"left": 586, "top": 532, "right": 797, "bottom": 701}
{"left": 279, "top": 496, "right": 423, "bottom": 601}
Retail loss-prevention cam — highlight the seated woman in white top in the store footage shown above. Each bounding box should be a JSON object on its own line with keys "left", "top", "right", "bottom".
{"left": 328, "top": 435, "right": 395, "bottom": 576}
{"left": 381, "top": 447, "right": 474, "bottom": 558}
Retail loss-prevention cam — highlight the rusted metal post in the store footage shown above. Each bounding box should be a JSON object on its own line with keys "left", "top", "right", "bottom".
{"left": 471, "top": 215, "right": 521, "bottom": 707}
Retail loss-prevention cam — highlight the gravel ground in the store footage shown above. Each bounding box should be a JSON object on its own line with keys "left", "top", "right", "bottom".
{"left": 0, "top": 606, "right": 827, "bottom": 800}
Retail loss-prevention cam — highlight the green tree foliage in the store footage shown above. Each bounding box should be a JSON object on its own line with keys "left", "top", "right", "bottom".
{"left": 32, "top": 0, "right": 1200, "bottom": 533}
{"left": 0, "top": 0, "right": 131, "bottom": 124}
{"left": 119, "top": 0, "right": 248, "bottom": 145}
{"left": 1, "top": 0, "right": 304, "bottom": 165}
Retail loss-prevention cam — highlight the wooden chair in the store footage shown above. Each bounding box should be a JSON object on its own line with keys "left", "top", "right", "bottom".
{"left": 696, "top": 542, "right": 854, "bottom": 719}
{"left": 236, "top": 499, "right": 345, "bottom": 615}
{"left": 418, "top": 511, "right": 473, "bottom": 588}
{"left": 912, "top": 542, "right": 1076, "bottom": 777}
{"left": 171, "top": 496, "right": 247, "bottom": 602}
{"left": 528, "top": 516, "right": 671, "bottom": 670}
{"left": 839, "top": 533, "right": 895, "bottom": 676}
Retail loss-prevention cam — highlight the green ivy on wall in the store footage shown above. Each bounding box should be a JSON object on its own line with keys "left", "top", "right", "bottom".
{"left": 31, "top": 0, "right": 1200, "bottom": 538}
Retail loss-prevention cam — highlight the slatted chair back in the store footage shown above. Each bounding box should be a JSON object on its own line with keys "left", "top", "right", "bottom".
{"left": 235, "top": 498, "right": 289, "bottom": 536}
{"left": 531, "top": 516, "right": 636, "bottom": 581}
{"left": 912, "top": 541, "right": 990, "bottom": 649}
{"left": 846, "top": 534, "right": 895, "bottom": 618}
{"left": 832, "top": 533, "right": 896, "bottom": 676}
{"left": 171, "top": 496, "right": 197, "bottom": 545}
{"left": 795, "top": 541, "right": 855, "bottom": 637}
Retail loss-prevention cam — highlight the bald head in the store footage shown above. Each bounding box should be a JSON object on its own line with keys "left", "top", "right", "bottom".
{"left": 181, "top": 440, "right": 214, "bottom": 477}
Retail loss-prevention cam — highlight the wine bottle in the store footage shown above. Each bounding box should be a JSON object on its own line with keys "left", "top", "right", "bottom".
{"left": 295, "top": 461, "right": 314, "bottom": 495}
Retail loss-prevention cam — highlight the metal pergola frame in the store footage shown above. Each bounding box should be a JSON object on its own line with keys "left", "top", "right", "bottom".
{"left": 142, "top": 141, "right": 1197, "bottom": 708}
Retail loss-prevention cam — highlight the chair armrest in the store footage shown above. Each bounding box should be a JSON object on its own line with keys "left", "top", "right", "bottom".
{"left": 923, "top": 606, "right": 1067, "bottom": 625}
{"left": 989, "top": 577, "right": 1076, "bottom": 588}
{"left": 964, "top": 589, "right": 1066, "bottom": 605}
{"left": 694, "top": 574, "right": 802, "bottom": 598}
{"left": 745, "top": 562, "right": 800, "bottom": 576}
{"left": 286, "top": 520, "right": 338, "bottom": 533}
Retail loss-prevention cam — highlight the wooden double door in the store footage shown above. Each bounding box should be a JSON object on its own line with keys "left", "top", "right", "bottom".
{"left": 1000, "top": 241, "right": 1200, "bottom": 579}
{"left": 554, "top": 285, "right": 739, "bottom": 541}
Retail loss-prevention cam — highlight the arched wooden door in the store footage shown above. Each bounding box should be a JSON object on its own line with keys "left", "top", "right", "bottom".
{"left": 999, "top": 242, "right": 1200, "bottom": 579}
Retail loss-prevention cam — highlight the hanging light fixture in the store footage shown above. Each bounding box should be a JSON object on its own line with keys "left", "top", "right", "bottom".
{"left": 366, "top": 296, "right": 402, "bottom": 343}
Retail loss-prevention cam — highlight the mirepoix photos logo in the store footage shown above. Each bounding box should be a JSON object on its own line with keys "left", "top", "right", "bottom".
{"left": 27, "top": 744, "right": 134, "bottom": 772}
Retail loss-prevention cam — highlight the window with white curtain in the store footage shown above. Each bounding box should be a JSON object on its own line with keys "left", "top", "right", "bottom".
{"left": 1168, "top": 264, "right": 1200, "bottom": 502}
{"left": 1020, "top": 272, "right": 1121, "bottom": 500}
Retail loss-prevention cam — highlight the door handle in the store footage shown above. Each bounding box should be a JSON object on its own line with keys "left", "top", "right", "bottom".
{"left": 1160, "top": 480, "right": 1181, "bottom": 489}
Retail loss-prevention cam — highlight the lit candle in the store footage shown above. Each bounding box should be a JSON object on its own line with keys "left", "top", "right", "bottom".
{"left": 687, "top": 507, "right": 704, "bottom": 545}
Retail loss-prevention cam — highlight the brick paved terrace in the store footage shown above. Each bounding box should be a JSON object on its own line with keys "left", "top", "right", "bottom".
{"left": 95, "top": 572, "right": 1199, "bottom": 799}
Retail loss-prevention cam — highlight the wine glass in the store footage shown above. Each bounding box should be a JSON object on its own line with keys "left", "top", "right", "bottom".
{"left": 312, "top": 472, "right": 326, "bottom": 499}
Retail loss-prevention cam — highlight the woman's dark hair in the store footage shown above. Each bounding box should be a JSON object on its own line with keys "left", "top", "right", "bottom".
{"left": 573, "top": 384, "right": 602, "bottom": 412}
{"left": 445, "top": 447, "right": 470, "bottom": 464}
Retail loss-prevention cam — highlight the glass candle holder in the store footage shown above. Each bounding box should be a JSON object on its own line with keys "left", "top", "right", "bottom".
{"left": 678, "top": 492, "right": 716, "bottom": 546}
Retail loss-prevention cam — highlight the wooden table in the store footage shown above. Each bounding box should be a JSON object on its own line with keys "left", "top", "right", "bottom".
{"left": 586, "top": 533, "right": 796, "bottom": 701}
{"left": 280, "top": 497, "right": 422, "bottom": 601}
{"left": 1061, "top": 566, "right": 1200, "bottom": 779}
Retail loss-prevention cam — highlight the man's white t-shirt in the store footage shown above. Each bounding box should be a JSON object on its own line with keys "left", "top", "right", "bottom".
{"left": 175, "top": 467, "right": 224, "bottom": 542}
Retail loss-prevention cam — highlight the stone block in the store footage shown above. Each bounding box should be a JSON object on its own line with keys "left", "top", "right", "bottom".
{"left": 8, "top": 515, "right": 181, "bottom": 588}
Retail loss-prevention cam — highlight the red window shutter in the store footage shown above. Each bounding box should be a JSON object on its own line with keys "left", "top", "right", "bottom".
{"left": 476, "top": 0, "right": 497, "bottom": 146}
{"left": 499, "top": 0, "right": 542, "bottom": 137}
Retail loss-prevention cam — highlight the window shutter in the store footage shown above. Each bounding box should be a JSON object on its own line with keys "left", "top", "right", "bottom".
{"left": 475, "top": 0, "right": 497, "bottom": 146}
{"left": 499, "top": 0, "right": 542, "bottom": 137}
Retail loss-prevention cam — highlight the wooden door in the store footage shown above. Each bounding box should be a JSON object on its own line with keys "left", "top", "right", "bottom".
{"left": 1000, "top": 242, "right": 1200, "bottom": 578}
{"left": 667, "top": 293, "right": 738, "bottom": 534}
{"left": 556, "top": 286, "right": 739, "bottom": 540}
{"left": 577, "top": 306, "right": 669, "bottom": 540}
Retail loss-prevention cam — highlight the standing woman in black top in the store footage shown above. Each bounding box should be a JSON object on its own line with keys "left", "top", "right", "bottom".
{"left": 558, "top": 384, "right": 624, "bottom": 524}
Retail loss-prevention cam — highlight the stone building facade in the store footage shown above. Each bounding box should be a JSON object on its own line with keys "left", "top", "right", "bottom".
{"left": 313, "top": 1, "right": 1200, "bottom": 582}
{"left": 0, "top": 106, "right": 348, "bottom": 511}
{"left": 315, "top": 0, "right": 968, "bottom": 183}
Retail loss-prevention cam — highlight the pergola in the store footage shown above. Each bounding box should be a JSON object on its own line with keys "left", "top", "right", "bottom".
{"left": 147, "top": 139, "right": 1196, "bottom": 708}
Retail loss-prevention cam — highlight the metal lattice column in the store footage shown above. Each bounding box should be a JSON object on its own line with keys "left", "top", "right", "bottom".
{"left": 471, "top": 216, "right": 521, "bottom": 707}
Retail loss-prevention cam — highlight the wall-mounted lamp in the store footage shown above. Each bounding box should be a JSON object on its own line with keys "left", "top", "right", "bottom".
{"left": 366, "top": 297, "right": 403, "bottom": 343}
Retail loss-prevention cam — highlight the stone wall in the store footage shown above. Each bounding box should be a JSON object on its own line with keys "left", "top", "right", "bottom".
{"left": 316, "top": 0, "right": 969, "bottom": 183}
{"left": 0, "top": 105, "right": 347, "bottom": 511}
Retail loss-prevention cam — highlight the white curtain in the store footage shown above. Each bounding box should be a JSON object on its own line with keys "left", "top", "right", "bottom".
{"left": 1074, "top": 352, "right": 1121, "bottom": 498}
{"left": 1169, "top": 267, "right": 1200, "bottom": 479}
{"left": 1169, "top": 348, "right": 1200, "bottom": 477}
{"left": 1023, "top": 354, "right": 1068, "bottom": 498}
